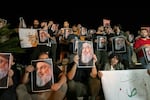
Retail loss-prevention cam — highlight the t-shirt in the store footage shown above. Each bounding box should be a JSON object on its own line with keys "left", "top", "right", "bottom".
{"left": 134, "top": 38, "right": 150, "bottom": 58}
{"left": 67, "top": 62, "right": 91, "bottom": 84}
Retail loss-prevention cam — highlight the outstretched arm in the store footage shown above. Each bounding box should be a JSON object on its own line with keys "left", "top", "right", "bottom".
{"left": 67, "top": 55, "right": 79, "bottom": 80}
{"left": 22, "top": 65, "right": 34, "bottom": 84}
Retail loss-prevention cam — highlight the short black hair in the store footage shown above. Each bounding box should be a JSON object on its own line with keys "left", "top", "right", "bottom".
{"left": 109, "top": 53, "right": 120, "bottom": 61}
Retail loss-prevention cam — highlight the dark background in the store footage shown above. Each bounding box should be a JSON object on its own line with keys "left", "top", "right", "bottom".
{"left": 1, "top": 7, "right": 150, "bottom": 36}
{"left": 1, "top": 2, "right": 150, "bottom": 65}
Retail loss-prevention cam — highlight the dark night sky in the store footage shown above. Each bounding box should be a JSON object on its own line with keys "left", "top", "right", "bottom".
{"left": 1, "top": 7, "right": 150, "bottom": 35}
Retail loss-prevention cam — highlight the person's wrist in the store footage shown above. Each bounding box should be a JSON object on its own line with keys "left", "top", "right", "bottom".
{"left": 8, "top": 75, "right": 13, "bottom": 78}
{"left": 25, "top": 70, "right": 29, "bottom": 73}
{"left": 74, "top": 62, "right": 78, "bottom": 66}
{"left": 93, "top": 63, "right": 96, "bottom": 67}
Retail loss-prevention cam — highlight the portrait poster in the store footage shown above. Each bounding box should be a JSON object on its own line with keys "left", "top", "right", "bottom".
{"left": 142, "top": 46, "right": 150, "bottom": 64}
{"left": 77, "top": 41, "right": 94, "bottom": 68}
{"left": 63, "top": 28, "right": 72, "bottom": 39}
{"left": 31, "top": 59, "right": 54, "bottom": 92}
{"left": 112, "top": 36, "right": 127, "bottom": 53}
{"left": 97, "top": 36, "right": 107, "bottom": 51}
{"left": 38, "top": 29, "right": 50, "bottom": 45}
{"left": 100, "top": 69, "right": 150, "bottom": 100}
{"left": 18, "top": 28, "right": 38, "bottom": 48}
{"left": 80, "top": 27, "right": 87, "bottom": 36}
{"left": 0, "top": 53, "right": 11, "bottom": 88}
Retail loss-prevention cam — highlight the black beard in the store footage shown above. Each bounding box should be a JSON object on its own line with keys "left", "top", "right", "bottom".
{"left": 141, "top": 36, "right": 146, "bottom": 38}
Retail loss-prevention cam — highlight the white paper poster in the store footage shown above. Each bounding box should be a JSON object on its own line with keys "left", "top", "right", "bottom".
{"left": 101, "top": 69, "right": 150, "bottom": 100}
{"left": 19, "top": 28, "right": 38, "bottom": 48}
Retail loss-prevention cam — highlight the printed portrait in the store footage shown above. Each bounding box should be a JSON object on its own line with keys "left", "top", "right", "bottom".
{"left": 31, "top": 59, "right": 54, "bottom": 92}
{"left": 143, "top": 46, "right": 150, "bottom": 64}
{"left": 112, "top": 36, "right": 126, "bottom": 53}
{"left": 0, "top": 53, "right": 11, "bottom": 88}
{"left": 80, "top": 27, "right": 87, "bottom": 36}
{"left": 77, "top": 41, "right": 94, "bottom": 68}
{"left": 38, "top": 29, "right": 50, "bottom": 45}
{"left": 97, "top": 36, "right": 107, "bottom": 51}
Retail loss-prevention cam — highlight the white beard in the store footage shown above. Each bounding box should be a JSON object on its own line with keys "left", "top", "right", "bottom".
{"left": 99, "top": 42, "right": 105, "bottom": 48}
{"left": 0, "top": 69, "right": 7, "bottom": 80}
{"left": 81, "top": 53, "right": 93, "bottom": 63}
{"left": 115, "top": 43, "right": 123, "bottom": 50}
{"left": 40, "top": 37, "right": 48, "bottom": 42}
{"left": 36, "top": 73, "right": 51, "bottom": 87}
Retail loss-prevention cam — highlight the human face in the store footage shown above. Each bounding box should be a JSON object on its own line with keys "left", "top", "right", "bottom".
{"left": 140, "top": 29, "right": 149, "bottom": 38}
{"left": 33, "top": 20, "right": 39, "bottom": 28}
{"left": 81, "top": 27, "right": 87, "bottom": 35}
{"left": 97, "top": 26, "right": 104, "bottom": 34}
{"left": 0, "top": 55, "right": 8, "bottom": 69}
{"left": 51, "top": 24, "right": 58, "bottom": 31}
{"left": 72, "top": 25, "right": 78, "bottom": 32}
{"left": 81, "top": 42, "right": 93, "bottom": 63}
{"left": 36, "top": 61, "right": 52, "bottom": 86}
{"left": 40, "top": 31, "right": 47, "bottom": 42}
{"left": 115, "top": 38, "right": 124, "bottom": 50}
{"left": 99, "top": 37, "right": 106, "bottom": 48}
{"left": 111, "top": 56, "right": 119, "bottom": 66}
{"left": 36, "top": 62, "right": 51, "bottom": 78}
{"left": 48, "top": 21, "right": 54, "bottom": 26}
{"left": 63, "top": 21, "right": 69, "bottom": 28}
{"left": 0, "top": 55, "right": 9, "bottom": 79}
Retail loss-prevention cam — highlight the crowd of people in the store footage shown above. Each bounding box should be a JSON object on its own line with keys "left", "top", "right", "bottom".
{"left": 0, "top": 17, "right": 150, "bottom": 100}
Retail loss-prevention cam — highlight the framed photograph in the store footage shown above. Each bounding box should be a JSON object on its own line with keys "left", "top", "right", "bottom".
{"left": 31, "top": 59, "right": 54, "bottom": 92}
{"left": 18, "top": 28, "right": 38, "bottom": 48}
{"left": 112, "top": 36, "right": 126, "bottom": 53}
{"left": 97, "top": 36, "right": 107, "bottom": 51}
{"left": 80, "top": 27, "right": 87, "bottom": 36}
{"left": 63, "top": 28, "right": 72, "bottom": 39}
{"left": 77, "top": 41, "right": 94, "bottom": 68}
{"left": 38, "top": 29, "right": 50, "bottom": 45}
{"left": 0, "top": 53, "right": 11, "bottom": 88}
{"left": 142, "top": 46, "right": 150, "bottom": 64}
